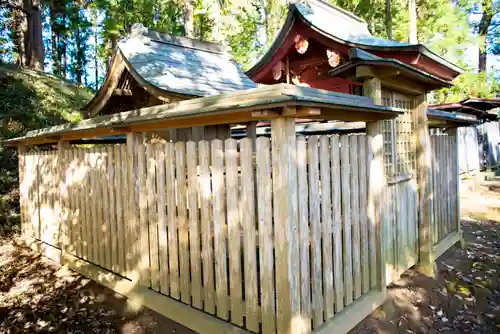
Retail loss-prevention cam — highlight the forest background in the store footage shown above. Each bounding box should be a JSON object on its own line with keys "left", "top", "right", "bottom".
{"left": 0, "top": 0, "right": 498, "bottom": 228}
{"left": 0, "top": 0, "right": 499, "bottom": 101}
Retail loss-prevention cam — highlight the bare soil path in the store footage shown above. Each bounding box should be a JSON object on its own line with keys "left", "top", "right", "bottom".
{"left": 352, "top": 177, "right": 500, "bottom": 333}
{"left": 0, "top": 234, "right": 195, "bottom": 333}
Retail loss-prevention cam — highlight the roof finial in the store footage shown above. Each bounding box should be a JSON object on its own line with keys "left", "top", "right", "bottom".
{"left": 130, "top": 23, "right": 147, "bottom": 37}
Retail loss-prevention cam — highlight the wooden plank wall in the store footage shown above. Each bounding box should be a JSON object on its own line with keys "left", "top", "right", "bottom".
{"left": 19, "top": 134, "right": 378, "bottom": 333}
{"left": 384, "top": 180, "right": 418, "bottom": 280}
{"left": 298, "top": 134, "right": 376, "bottom": 329}
{"left": 457, "top": 126, "right": 480, "bottom": 175}
{"left": 430, "top": 132, "right": 459, "bottom": 245}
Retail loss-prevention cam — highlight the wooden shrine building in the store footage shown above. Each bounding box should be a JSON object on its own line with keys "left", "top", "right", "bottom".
{"left": 7, "top": 1, "right": 472, "bottom": 334}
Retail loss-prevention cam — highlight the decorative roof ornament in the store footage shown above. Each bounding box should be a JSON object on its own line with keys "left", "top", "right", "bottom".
{"left": 294, "top": 34, "right": 309, "bottom": 54}
{"left": 130, "top": 23, "right": 148, "bottom": 37}
{"left": 272, "top": 61, "right": 284, "bottom": 80}
{"left": 326, "top": 49, "right": 340, "bottom": 67}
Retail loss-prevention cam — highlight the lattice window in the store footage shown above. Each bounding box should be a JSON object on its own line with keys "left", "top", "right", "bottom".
{"left": 381, "top": 91, "right": 416, "bottom": 178}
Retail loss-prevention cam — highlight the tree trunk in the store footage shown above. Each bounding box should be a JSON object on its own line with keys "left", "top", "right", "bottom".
{"left": 408, "top": 0, "right": 417, "bottom": 44}
{"left": 183, "top": 0, "right": 195, "bottom": 38}
{"left": 258, "top": 0, "right": 268, "bottom": 47}
{"left": 11, "top": 0, "right": 26, "bottom": 66}
{"left": 75, "top": 25, "right": 82, "bottom": 84}
{"left": 94, "top": 10, "right": 99, "bottom": 91}
{"left": 50, "top": 4, "right": 59, "bottom": 76}
{"left": 477, "top": 0, "right": 493, "bottom": 73}
{"left": 385, "top": 0, "right": 392, "bottom": 40}
{"left": 61, "top": 12, "right": 67, "bottom": 79}
{"left": 23, "top": 0, "right": 44, "bottom": 70}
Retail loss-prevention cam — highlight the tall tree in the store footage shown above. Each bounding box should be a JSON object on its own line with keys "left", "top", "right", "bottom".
{"left": 2, "top": 0, "right": 44, "bottom": 68}
{"left": 476, "top": 0, "right": 497, "bottom": 73}
{"left": 385, "top": 0, "right": 393, "bottom": 39}
{"left": 183, "top": 0, "right": 196, "bottom": 37}
{"left": 408, "top": 0, "right": 417, "bottom": 43}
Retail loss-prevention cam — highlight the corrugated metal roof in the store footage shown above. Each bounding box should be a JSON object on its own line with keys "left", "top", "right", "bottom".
{"left": 295, "top": 1, "right": 411, "bottom": 48}
{"left": 119, "top": 26, "right": 257, "bottom": 97}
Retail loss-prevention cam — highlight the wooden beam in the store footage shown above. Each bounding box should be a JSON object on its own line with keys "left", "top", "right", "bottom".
{"left": 251, "top": 110, "right": 281, "bottom": 118}
{"left": 113, "top": 89, "right": 133, "bottom": 96}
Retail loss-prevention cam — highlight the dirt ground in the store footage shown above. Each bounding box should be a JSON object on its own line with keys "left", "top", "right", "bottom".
{"left": 0, "top": 236, "right": 195, "bottom": 333}
{"left": 352, "top": 176, "right": 500, "bottom": 333}
{"left": 1, "top": 177, "right": 499, "bottom": 333}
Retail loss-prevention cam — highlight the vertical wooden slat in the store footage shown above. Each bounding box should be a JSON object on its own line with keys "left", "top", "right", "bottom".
{"left": 350, "top": 135, "right": 362, "bottom": 300}
{"left": 297, "top": 136, "right": 311, "bottom": 325}
{"left": 63, "top": 148, "right": 72, "bottom": 254}
{"left": 331, "top": 135, "right": 344, "bottom": 312}
{"left": 320, "top": 136, "right": 334, "bottom": 318}
{"left": 125, "top": 135, "right": 137, "bottom": 278}
{"left": 198, "top": 141, "right": 215, "bottom": 314}
{"left": 186, "top": 141, "right": 202, "bottom": 309}
{"left": 137, "top": 139, "right": 150, "bottom": 286}
{"left": 72, "top": 148, "right": 82, "bottom": 258}
{"left": 211, "top": 139, "right": 229, "bottom": 320}
{"left": 156, "top": 144, "right": 169, "bottom": 295}
{"left": 308, "top": 136, "right": 323, "bottom": 327}
{"left": 358, "top": 136, "right": 369, "bottom": 294}
{"left": 256, "top": 137, "right": 276, "bottom": 334}
{"left": 240, "top": 138, "right": 259, "bottom": 331}
{"left": 98, "top": 147, "right": 108, "bottom": 268}
{"left": 224, "top": 138, "right": 243, "bottom": 326}
{"left": 114, "top": 145, "right": 126, "bottom": 276}
{"left": 80, "top": 149, "right": 90, "bottom": 261}
{"left": 90, "top": 149, "right": 100, "bottom": 265}
{"left": 175, "top": 141, "right": 190, "bottom": 303}
{"left": 166, "top": 142, "right": 180, "bottom": 299}
{"left": 18, "top": 147, "right": 26, "bottom": 238}
{"left": 107, "top": 146, "right": 117, "bottom": 272}
{"left": 432, "top": 135, "right": 438, "bottom": 244}
{"left": 429, "top": 136, "right": 436, "bottom": 245}
{"left": 440, "top": 135, "right": 445, "bottom": 240}
{"left": 341, "top": 135, "right": 353, "bottom": 305}
{"left": 147, "top": 144, "right": 160, "bottom": 291}
{"left": 447, "top": 135, "right": 452, "bottom": 234}
{"left": 74, "top": 148, "right": 84, "bottom": 258}
{"left": 31, "top": 152, "right": 39, "bottom": 240}
{"left": 101, "top": 148, "right": 111, "bottom": 270}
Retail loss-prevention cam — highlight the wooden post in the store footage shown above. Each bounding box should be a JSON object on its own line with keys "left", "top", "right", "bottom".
{"left": 126, "top": 132, "right": 149, "bottom": 285}
{"left": 449, "top": 127, "right": 463, "bottom": 246}
{"left": 364, "top": 76, "right": 388, "bottom": 291}
{"left": 414, "top": 94, "right": 436, "bottom": 276}
{"left": 271, "top": 115, "right": 302, "bottom": 333}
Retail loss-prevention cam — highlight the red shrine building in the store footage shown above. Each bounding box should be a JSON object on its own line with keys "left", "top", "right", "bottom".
{"left": 247, "top": 0, "right": 461, "bottom": 99}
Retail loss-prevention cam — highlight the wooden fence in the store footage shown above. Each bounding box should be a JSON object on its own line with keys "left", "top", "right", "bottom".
{"left": 430, "top": 132, "right": 460, "bottom": 249}
{"left": 457, "top": 122, "right": 500, "bottom": 175}
{"left": 19, "top": 134, "right": 380, "bottom": 333}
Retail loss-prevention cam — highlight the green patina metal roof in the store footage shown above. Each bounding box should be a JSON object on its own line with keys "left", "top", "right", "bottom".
{"left": 119, "top": 24, "right": 257, "bottom": 97}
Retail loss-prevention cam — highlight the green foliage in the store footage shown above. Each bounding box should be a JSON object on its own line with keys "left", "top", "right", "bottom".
{"left": 0, "top": 63, "right": 92, "bottom": 229}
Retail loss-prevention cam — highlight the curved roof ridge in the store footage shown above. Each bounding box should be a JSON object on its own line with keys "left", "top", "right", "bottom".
{"left": 301, "top": 0, "right": 368, "bottom": 25}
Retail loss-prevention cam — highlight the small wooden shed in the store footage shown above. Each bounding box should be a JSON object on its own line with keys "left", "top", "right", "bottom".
{"left": 7, "top": 1, "right": 469, "bottom": 333}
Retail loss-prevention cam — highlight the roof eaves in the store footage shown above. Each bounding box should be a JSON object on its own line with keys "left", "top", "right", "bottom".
{"left": 4, "top": 84, "right": 401, "bottom": 145}
{"left": 427, "top": 108, "right": 479, "bottom": 124}
{"left": 329, "top": 56, "right": 453, "bottom": 88}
